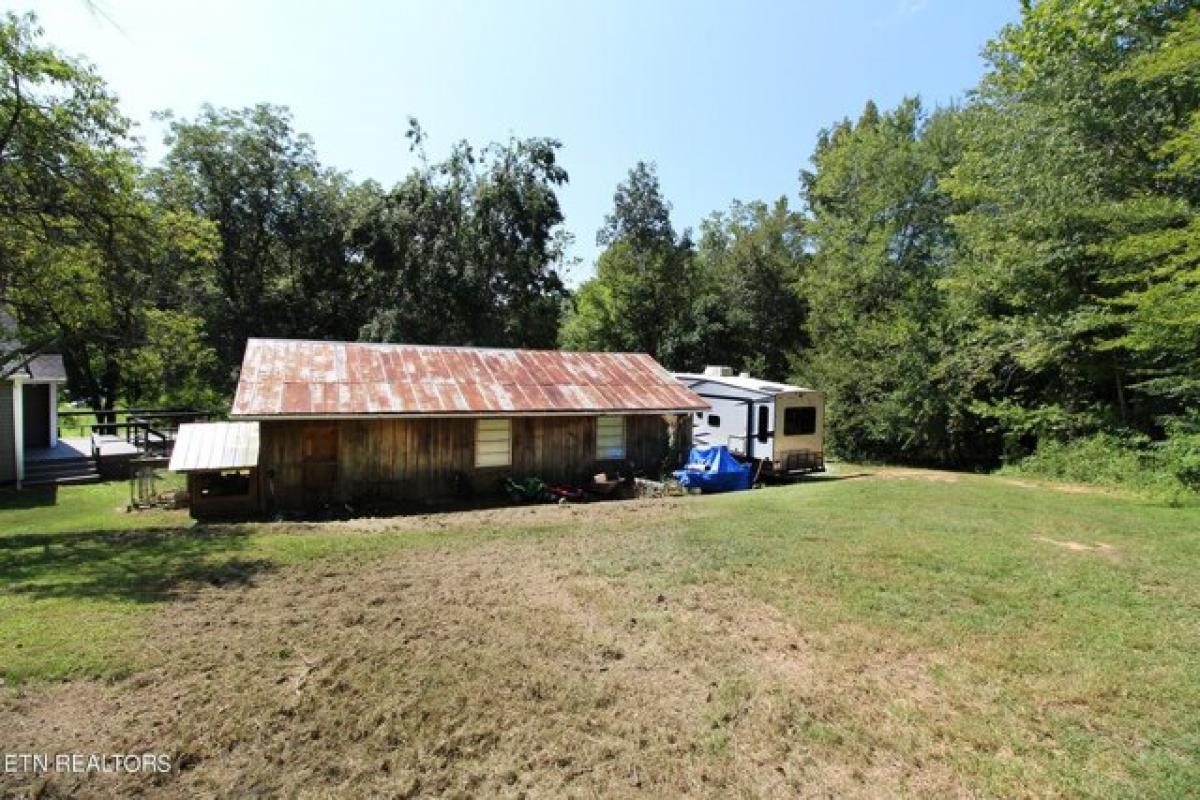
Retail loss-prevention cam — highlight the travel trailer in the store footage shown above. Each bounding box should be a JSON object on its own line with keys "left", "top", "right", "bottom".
{"left": 673, "top": 366, "right": 825, "bottom": 476}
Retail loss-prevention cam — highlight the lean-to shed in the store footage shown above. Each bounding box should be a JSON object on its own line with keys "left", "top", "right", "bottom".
{"left": 169, "top": 421, "right": 261, "bottom": 519}
{"left": 216, "top": 339, "right": 706, "bottom": 514}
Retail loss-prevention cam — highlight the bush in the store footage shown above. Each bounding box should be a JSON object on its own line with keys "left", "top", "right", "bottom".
{"left": 1158, "top": 431, "right": 1200, "bottom": 493}
{"left": 1005, "top": 431, "right": 1200, "bottom": 502}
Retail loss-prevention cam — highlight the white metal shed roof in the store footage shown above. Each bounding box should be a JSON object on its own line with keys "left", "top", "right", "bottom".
{"left": 169, "top": 421, "right": 260, "bottom": 473}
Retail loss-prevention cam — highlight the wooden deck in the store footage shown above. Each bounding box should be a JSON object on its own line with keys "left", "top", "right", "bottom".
{"left": 22, "top": 438, "right": 104, "bottom": 485}
{"left": 25, "top": 437, "right": 91, "bottom": 462}
{"left": 93, "top": 435, "right": 140, "bottom": 459}
{"left": 24, "top": 436, "right": 137, "bottom": 477}
{"left": 22, "top": 409, "right": 207, "bottom": 487}
{"left": 25, "top": 436, "right": 139, "bottom": 462}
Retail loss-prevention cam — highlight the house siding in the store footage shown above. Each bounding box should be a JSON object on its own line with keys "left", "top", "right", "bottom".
{"left": 257, "top": 414, "right": 688, "bottom": 513}
{"left": 0, "top": 383, "right": 15, "bottom": 483}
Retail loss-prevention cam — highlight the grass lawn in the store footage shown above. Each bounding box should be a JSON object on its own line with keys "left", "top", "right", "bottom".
{"left": 0, "top": 478, "right": 187, "bottom": 535}
{"left": 1, "top": 467, "right": 1198, "bottom": 797}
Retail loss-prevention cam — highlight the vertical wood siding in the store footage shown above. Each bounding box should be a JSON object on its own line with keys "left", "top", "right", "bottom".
{"left": 257, "top": 414, "right": 686, "bottom": 513}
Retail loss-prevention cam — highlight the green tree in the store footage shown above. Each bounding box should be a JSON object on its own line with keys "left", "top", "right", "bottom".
{"left": 1100, "top": 9, "right": 1200, "bottom": 409}
{"left": 944, "top": 0, "right": 1199, "bottom": 454}
{"left": 1, "top": 12, "right": 218, "bottom": 412}
{"left": 151, "top": 104, "right": 368, "bottom": 377}
{"left": 0, "top": 12, "right": 126, "bottom": 290}
{"left": 352, "top": 125, "right": 571, "bottom": 348}
{"left": 688, "top": 198, "right": 808, "bottom": 379}
{"left": 801, "top": 100, "right": 975, "bottom": 463}
{"left": 562, "top": 162, "right": 696, "bottom": 362}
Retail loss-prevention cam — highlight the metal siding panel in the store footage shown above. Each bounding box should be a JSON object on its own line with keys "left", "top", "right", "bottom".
{"left": 367, "top": 380, "right": 388, "bottom": 414}
{"left": 535, "top": 353, "right": 558, "bottom": 386}
{"left": 259, "top": 382, "right": 283, "bottom": 416}
{"left": 430, "top": 383, "right": 453, "bottom": 413}
{"left": 411, "top": 378, "right": 436, "bottom": 414}
{"left": 520, "top": 382, "right": 551, "bottom": 410}
{"left": 392, "top": 380, "right": 417, "bottom": 414}
{"left": 476, "top": 351, "right": 503, "bottom": 390}
{"left": 504, "top": 380, "right": 535, "bottom": 412}
{"left": 507, "top": 350, "right": 539, "bottom": 391}
{"left": 282, "top": 382, "right": 309, "bottom": 415}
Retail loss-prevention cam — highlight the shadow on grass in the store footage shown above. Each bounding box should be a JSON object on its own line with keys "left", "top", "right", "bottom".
{"left": 0, "top": 525, "right": 275, "bottom": 602}
{"left": 765, "top": 471, "right": 874, "bottom": 486}
{"left": 0, "top": 484, "right": 58, "bottom": 510}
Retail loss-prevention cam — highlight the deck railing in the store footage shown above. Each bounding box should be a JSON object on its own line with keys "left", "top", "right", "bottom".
{"left": 60, "top": 408, "right": 214, "bottom": 456}
{"left": 59, "top": 408, "right": 212, "bottom": 436}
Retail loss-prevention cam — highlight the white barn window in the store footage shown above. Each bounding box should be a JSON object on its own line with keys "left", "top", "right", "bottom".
{"left": 475, "top": 418, "right": 511, "bottom": 467}
{"left": 596, "top": 416, "right": 626, "bottom": 460}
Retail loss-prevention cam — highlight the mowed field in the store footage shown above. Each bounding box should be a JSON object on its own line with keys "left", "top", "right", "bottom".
{"left": 1, "top": 468, "right": 1198, "bottom": 798}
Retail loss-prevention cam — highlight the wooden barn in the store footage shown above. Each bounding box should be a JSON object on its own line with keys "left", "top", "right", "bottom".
{"left": 176, "top": 339, "right": 707, "bottom": 517}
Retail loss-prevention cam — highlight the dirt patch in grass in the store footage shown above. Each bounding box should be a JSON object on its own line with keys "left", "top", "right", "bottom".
{"left": 870, "top": 467, "right": 962, "bottom": 483}
{"left": 0, "top": 524, "right": 971, "bottom": 799}
{"left": 999, "top": 477, "right": 1117, "bottom": 496}
{"left": 1032, "top": 536, "right": 1121, "bottom": 559}
{"left": 278, "top": 495, "right": 690, "bottom": 535}
{"left": 866, "top": 467, "right": 1121, "bottom": 497}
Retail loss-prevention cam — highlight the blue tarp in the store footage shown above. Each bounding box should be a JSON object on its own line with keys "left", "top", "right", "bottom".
{"left": 673, "top": 445, "right": 752, "bottom": 493}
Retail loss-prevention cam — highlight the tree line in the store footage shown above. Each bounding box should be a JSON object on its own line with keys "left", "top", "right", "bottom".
{"left": 2, "top": 1, "right": 1198, "bottom": 472}
{"left": 1, "top": 11, "right": 574, "bottom": 413}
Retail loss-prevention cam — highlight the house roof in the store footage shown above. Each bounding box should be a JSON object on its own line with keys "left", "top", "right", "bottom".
{"left": 169, "top": 421, "right": 260, "bottom": 472}
{"left": 12, "top": 353, "right": 67, "bottom": 382}
{"left": 0, "top": 310, "right": 66, "bottom": 382}
{"left": 231, "top": 339, "right": 708, "bottom": 418}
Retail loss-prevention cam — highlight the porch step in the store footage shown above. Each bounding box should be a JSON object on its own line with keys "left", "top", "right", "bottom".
{"left": 25, "top": 473, "right": 100, "bottom": 487}
{"left": 24, "top": 455, "right": 101, "bottom": 486}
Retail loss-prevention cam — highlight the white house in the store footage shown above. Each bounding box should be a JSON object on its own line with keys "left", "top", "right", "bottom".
{"left": 0, "top": 330, "right": 66, "bottom": 486}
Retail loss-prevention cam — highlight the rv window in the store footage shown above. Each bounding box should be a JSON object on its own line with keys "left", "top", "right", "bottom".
{"left": 695, "top": 411, "right": 703, "bottom": 420}
{"left": 707, "top": 414, "right": 721, "bottom": 427}
{"left": 596, "top": 416, "right": 626, "bottom": 459}
{"left": 757, "top": 406, "right": 770, "bottom": 443}
{"left": 783, "top": 406, "right": 817, "bottom": 436}
{"left": 475, "top": 418, "right": 512, "bottom": 467}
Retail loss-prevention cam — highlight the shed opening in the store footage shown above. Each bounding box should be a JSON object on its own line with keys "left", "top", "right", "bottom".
{"left": 196, "top": 470, "right": 253, "bottom": 499}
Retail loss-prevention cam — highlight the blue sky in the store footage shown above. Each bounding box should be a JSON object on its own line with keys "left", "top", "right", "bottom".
{"left": 8, "top": 0, "right": 1018, "bottom": 282}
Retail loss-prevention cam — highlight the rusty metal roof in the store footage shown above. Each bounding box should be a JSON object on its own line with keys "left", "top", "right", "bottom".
{"left": 231, "top": 339, "right": 708, "bottom": 418}
{"left": 169, "top": 422, "right": 260, "bottom": 472}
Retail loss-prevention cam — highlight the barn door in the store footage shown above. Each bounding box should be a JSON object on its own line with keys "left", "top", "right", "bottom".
{"left": 301, "top": 424, "right": 338, "bottom": 501}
